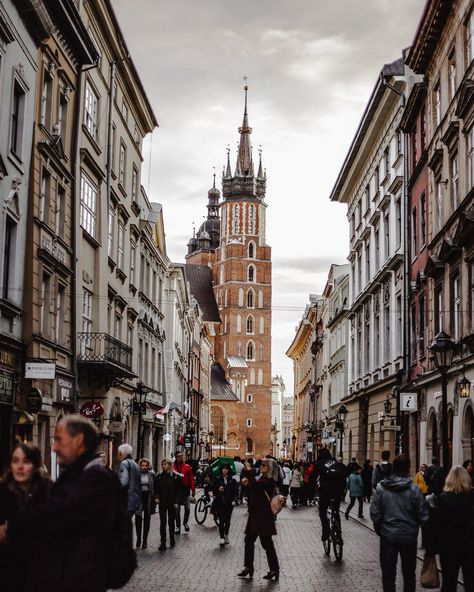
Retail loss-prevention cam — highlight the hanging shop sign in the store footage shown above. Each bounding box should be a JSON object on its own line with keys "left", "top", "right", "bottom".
{"left": 400, "top": 392, "right": 418, "bottom": 412}
{"left": 107, "top": 420, "right": 125, "bottom": 433}
{"left": 56, "top": 377, "right": 73, "bottom": 404}
{"left": 80, "top": 401, "right": 104, "bottom": 419}
{"left": 0, "top": 349, "right": 15, "bottom": 368}
{"left": 26, "top": 388, "right": 43, "bottom": 413}
{"left": 25, "top": 362, "right": 56, "bottom": 380}
{"left": 0, "top": 369, "right": 14, "bottom": 405}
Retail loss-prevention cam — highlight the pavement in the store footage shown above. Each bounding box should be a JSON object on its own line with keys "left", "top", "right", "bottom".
{"left": 121, "top": 494, "right": 463, "bottom": 592}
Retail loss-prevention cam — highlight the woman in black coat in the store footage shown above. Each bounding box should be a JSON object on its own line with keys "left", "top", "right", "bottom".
{"left": 361, "top": 459, "right": 373, "bottom": 502}
{"left": 436, "top": 465, "right": 474, "bottom": 592}
{"left": 155, "top": 459, "right": 179, "bottom": 551}
{"left": 213, "top": 463, "right": 238, "bottom": 546}
{"left": 238, "top": 458, "right": 280, "bottom": 581}
{"left": 0, "top": 442, "right": 50, "bottom": 592}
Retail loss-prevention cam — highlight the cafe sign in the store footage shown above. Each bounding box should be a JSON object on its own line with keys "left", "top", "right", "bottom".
{"left": 56, "top": 377, "right": 73, "bottom": 404}
{"left": 80, "top": 401, "right": 104, "bottom": 419}
{"left": 0, "top": 369, "right": 14, "bottom": 405}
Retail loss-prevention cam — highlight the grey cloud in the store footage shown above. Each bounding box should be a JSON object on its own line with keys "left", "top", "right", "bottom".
{"left": 274, "top": 255, "right": 346, "bottom": 274}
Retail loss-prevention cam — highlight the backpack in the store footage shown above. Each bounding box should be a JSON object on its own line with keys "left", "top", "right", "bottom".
{"left": 321, "top": 459, "right": 342, "bottom": 480}
{"left": 105, "top": 500, "right": 137, "bottom": 589}
{"left": 83, "top": 460, "right": 137, "bottom": 589}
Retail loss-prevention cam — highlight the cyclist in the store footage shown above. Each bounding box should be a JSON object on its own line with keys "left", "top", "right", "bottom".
{"left": 315, "top": 448, "right": 346, "bottom": 541}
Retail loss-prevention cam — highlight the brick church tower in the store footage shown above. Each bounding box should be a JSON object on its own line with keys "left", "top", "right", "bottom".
{"left": 186, "top": 85, "right": 272, "bottom": 458}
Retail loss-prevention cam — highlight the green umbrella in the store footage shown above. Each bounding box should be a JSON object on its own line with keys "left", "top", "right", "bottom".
{"left": 210, "top": 456, "right": 236, "bottom": 477}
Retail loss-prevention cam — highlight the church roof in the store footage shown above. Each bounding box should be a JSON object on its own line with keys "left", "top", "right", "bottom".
{"left": 184, "top": 264, "right": 220, "bottom": 322}
{"left": 226, "top": 355, "right": 248, "bottom": 369}
{"left": 211, "top": 364, "right": 239, "bottom": 401}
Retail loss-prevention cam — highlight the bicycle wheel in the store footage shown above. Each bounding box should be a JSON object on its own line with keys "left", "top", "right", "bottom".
{"left": 332, "top": 523, "right": 343, "bottom": 562}
{"left": 323, "top": 537, "right": 330, "bottom": 556}
{"left": 194, "top": 497, "right": 208, "bottom": 525}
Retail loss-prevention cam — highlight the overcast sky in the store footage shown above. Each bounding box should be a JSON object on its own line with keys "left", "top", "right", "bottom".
{"left": 113, "top": 0, "right": 426, "bottom": 396}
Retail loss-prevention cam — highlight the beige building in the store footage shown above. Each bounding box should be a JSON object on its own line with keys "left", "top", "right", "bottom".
{"left": 20, "top": 0, "right": 98, "bottom": 474}
{"left": 75, "top": 0, "right": 158, "bottom": 463}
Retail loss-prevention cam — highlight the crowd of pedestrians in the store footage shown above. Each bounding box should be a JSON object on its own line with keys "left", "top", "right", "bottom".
{"left": 1, "top": 416, "right": 473, "bottom": 591}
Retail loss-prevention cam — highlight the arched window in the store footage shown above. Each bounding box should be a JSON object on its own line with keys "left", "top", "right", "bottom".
{"left": 248, "top": 204, "right": 255, "bottom": 234}
{"left": 236, "top": 314, "right": 242, "bottom": 333}
{"left": 247, "top": 289, "right": 254, "bottom": 308}
{"left": 248, "top": 241, "right": 255, "bottom": 259}
{"left": 249, "top": 368, "right": 255, "bottom": 384}
{"left": 259, "top": 344, "right": 264, "bottom": 360}
{"left": 259, "top": 316, "right": 264, "bottom": 334}
{"left": 248, "top": 264, "right": 255, "bottom": 282}
{"left": 246, "top": 341, "right": 254, "bottom": 360}
{"left": 258, "top": 290, "right": 263, "bottom": 309}
{"left": 247, "top": 438, "right": 253, "bottom": 454}
{"left": 258, "top": 368, "right": 263, "bottom": 385}
{"left": 211, "top": 406, "right": 224, "bottom": 441}
{"left": 238, "top": 288, "right": 244, "bottom": 307}
{"left": 233, "top": 204, "right": 240, "bottom": 234}
{"left": 246, "top": 315, "right": 254, "bottom": 334}
{"left": 220, "top": 265, "right": 225, "bottom": 284}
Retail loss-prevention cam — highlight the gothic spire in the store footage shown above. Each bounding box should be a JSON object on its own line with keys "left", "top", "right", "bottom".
{"left": 225, "top": 145, "right": 232, "bottom": 177}
{"left": 237, "top": 79, "right": 253, "bottom": 176}
{"left": 257, "top": 145, "right": 264, "bottom": 178}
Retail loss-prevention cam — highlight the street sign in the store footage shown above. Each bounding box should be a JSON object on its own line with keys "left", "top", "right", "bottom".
{"left": 382, "top": 425, "right": 401, "bottom": 431}
{"left": 25, "top": 362, "right": 56, "bottom": 379}
{"left": 400, "top": 392, "right": 418, "bottom": 412}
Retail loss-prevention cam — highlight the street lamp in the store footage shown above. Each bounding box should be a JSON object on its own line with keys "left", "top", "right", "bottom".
{"left": 458, "top": 375, "right": 471, "bottom": 399}
{"left": 430, "top": 330, "right": 456, "bottom": 470}
{"left": 336, "top": 403, "right": 348, "bottom": 458}
{"left": 133, "top": 381, "right": 151, "bottom": 460}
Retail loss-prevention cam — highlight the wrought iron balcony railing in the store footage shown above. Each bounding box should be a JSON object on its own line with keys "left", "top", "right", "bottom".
{"left": 77, "top": 332, "right": 133, "bottom": 373}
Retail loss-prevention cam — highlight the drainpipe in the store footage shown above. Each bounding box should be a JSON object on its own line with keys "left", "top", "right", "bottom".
{"left": 380, "top": 73, "right": 408, "bottom": 455}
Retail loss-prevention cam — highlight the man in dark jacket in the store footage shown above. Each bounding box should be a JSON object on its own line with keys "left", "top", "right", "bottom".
{"left": 315, "top": 448, "right": 346, "bottom": 540}
{"left": 424, "top": 457, "right": 446, "bottom": 495}
{"left": 372, "top": 450, "right": 393, "bottom": 490}
{"left": 0, "top": 415, "right": 123, "bottom": 592}
{"left": 370, "top": 454, "right": 429, "bottom": 592}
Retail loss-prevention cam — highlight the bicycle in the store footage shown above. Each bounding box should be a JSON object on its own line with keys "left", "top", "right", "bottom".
{"left": 321, "top": 498, "right": 343, "bottom": 561}
{"left": 194, "top": 483, "right": 219, "bottom": 526}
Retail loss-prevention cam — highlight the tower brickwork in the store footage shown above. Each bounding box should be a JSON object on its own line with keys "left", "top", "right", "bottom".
{"left": 186, "top": 85, "right": 272, "bottom": 458}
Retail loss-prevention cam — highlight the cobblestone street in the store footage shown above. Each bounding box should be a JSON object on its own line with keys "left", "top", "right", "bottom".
{"left": 122, "top": 497, "right": 462, "bottom": 592}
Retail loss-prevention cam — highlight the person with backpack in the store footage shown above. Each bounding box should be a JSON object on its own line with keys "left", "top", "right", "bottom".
{"left": 370, "top": 454, "right": 429, "bottom": 592}
{"left": 345, "top": 465, "right": 364, "bottom": 519}
{"left": 0, "top": 415, "right": 135, "bottom": 592}
{"left": 117, "top": 444, "right": 142, "bottom": 520}
{"left": 372, "top": 450, "right": 393, "bottom": 490}
{"left": 315, "top": 448, "right": 346, "bottom": 541}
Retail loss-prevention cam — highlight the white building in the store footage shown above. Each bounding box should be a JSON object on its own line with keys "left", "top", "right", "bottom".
{"left": 271, "top": 375, "right": 286, "bottom": 455}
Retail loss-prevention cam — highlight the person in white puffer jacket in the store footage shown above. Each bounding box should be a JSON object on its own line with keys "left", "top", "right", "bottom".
{"left": 281, "top": 463, "right": 292, "bottom": 498}
{"left": 289, "top": 462, "right": 303, "bottom": 508}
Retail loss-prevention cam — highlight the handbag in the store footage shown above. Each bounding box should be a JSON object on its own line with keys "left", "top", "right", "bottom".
{"left": 264, "top": 490, "right": 286, "bottom": 515}
{"left": 420, "top": 553, "right": 440, "bottom": 589}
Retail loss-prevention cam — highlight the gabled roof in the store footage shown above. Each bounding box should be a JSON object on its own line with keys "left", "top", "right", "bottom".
{"left": 211, "top": 364, "right": 239, "bottom": 401}
{"left": 226, "top": 355, "right": 248, "bottom": 369}
{"left": 184, "top": 264, "right": 220, "bottom": 322}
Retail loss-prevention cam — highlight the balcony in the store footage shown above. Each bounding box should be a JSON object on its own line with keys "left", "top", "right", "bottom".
{"left": 77, "top": 333, "right": 136, "bottom": 388}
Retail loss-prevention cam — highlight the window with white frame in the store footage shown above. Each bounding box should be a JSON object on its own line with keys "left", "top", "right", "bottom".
{"left": 246, "top": 315, "right": 253, "bottom": 334}
{"left": 117, "top": 220, "right": 125, "bottom": 269}
{"left": 247, "top": 394, "right": 253, "bottom": 403}
{"left": 451, "top": 152, "right": 459, "bottom": 210}
{"left": 119, "top": 142, "right": 126, "bottom": 187}
{"left": 248, "top": 241, "right": 255, "bottom": 259}
{"left": 233, "top": 204, "right": 240, "bottom": 234}
{"left": 466, "top": 9, "right": 474, "bottom": 65}
{"left": 238, "top": 288, "right": 244, "bottom": 307}
{"left": 236, "top": 314, "right": 242, "bottom": 333}
{"left": 248, "top": 264, "right": 255, "bottom": 282}
{"left": 247, "top": 289, "right": 254, "bottom": 308}
{"left": 82, "top": 289, "right": 92, "bottom": 333}
{"left": 436, "top": 178, "right": 443, "bottom": 231}
{"left": 249, "top": 368, "right": 255, "bottom": 384}
{"left": 384, "top": 210, "right": 390, "bottom": 259}
{"left": 80, "top": 173, "right": 97, "bottom": 238}
{"left": 108, "top": 205, "right": 114, "bottom": 257}
{"left": 84, "top": 82, "right": 98, "bottom": 139}
{"left": 468, "top": 127, "right": 474, "bottom": 190}
{"left": 130, "top": 241, "right": 136, "bottom": 285}
{"left": 248, "top": 204, "right": 255, "bottom": 234}
{"left": 55, "top": 185, "right": 66, "bottom": 238}
{"left": 258, "top": 368, "right": 263, "bottom": 385}
{"left": 259, "top": 316, "right": 264, "bottom": 334}
{"left": 449, "top": 49, "right": 456, "bottom": 100}
{"left": 55, "top": 284, "right": 66, "bottom": 344}
{"left": 259, "top": 344, "right": 264, "bottom": 361}
{"left": 434, "top": 82, "right": 441, "bottom": 128}
{"left": 258, "top": 290, "right": 263, "bottom": 309}
{"left": 39, "top": 168, "right": 50, "bottom": 223}
{"left": 237, "top": 341, "right": 242, "bottom": 356}
{"left": 246, "top": 341, "right": 254, "bottom": 360}
{"left": 40, "top": 68, "right": 53, "bottom": 129}
{"left": 122, "top": 100, "right": 128, "bottom": 123}
{"left": 420, "top": 193, "right": 426, "bottom": 248}
{"left": 132, "top": 167, "right": 138, "bottom": 202}
{"left": 11, "top": 80, "right": 26, "bottom": 156}
{"left": 247, "top": 418, "right": 252, "bottom": 428}
{"left": 451, "top": 274, "right": 461, "bottom": 341}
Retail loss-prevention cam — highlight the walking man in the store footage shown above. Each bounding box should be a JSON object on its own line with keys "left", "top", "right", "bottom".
{"left": 372, "top": 450, "right": 393, "bottom": 490}
{"left": 173, "top": 451, "right": 195, "bottom": 534}
{"left": 370, "top": 454, "right": 429, "bottom": 592}
{"left": 117, "top": 444, "right": 142, "bottom": 517}
{"left": 0, "top": 415, "right": 124, "bottom": 592}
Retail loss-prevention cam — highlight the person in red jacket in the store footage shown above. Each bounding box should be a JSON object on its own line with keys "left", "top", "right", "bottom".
{"left": 173, "top": 451, "right": 195, "bottom": 534}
